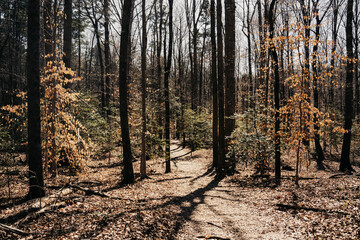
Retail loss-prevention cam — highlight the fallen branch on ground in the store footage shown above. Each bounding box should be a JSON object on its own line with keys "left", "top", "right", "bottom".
{"left": 67, "top": 184, "right": 130, "bottom": 200}
{"left": 0, "top": 187, "right": 73, "bottom": 224}
{"left": 32, "top": 187, "right": 73, "bottom": 209}
{"left": 0, "top": 223, "right": 31, "bottom": 236}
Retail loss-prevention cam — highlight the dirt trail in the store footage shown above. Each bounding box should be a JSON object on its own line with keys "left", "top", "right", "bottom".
{"left": 145, "top": 142, "right": 293, "bottom": 240}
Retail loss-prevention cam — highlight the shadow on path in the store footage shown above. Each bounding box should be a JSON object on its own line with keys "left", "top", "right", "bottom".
{"left": 172, "top": 151, "right": 193, "bottom": 161}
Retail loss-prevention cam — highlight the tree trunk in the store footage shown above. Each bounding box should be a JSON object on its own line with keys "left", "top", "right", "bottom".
{"left": 43, "top": 0, "right": 52, "bottom": 63}
{"left": 192, "top": 0, "right": 199, "bottom": 110}
{"left": 77, "top": 0, "right": 81, "bottom": 77}
{"left": 211, "top": 0, "right": 218, "bottom": 169}
{"left": 156, "top": 0, "right": 163, "bottom": 143}
{"left": 27, "top": 0, "right": 45, "bottom": 198}
{"left": 63, "top": 0, "right": 72, "bottom": 68}
{"left": 140, "top": 0, "right": 147, "bottom": 178}
{"left": 340, "top": 0, "right": 355, "bottom": 172}
{"left": 104, "top": 0, "right": 111, "bottom": 118}
{"left": 299, "top": 0, "right": 310, "bottom": 148}
{"left": 119, "top": 0, "right": 135, "bottom": 184}
{"left": 217, "top": 0, "right": 225, "bottom": 177}
{"left": 330, "top": 0, "right": 339, "bottom": 108}
{"left": 164, "top": 0, "right": 173, "bottom": 173}
{"left": 267, "top": 0, "right": 281, "bottom": 185}
{"left": 225, "top": 0, "right": 236, "bottom": 174}
{"left": 312, "top": 6, "right": 325, "bottom": 170}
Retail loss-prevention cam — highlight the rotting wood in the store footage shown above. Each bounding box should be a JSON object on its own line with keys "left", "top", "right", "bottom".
{"left": 0, "top": 223, "right": 31, "bottom": 236}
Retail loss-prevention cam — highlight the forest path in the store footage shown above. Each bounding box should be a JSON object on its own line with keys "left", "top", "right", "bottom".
{"left": 146, "top": 141, "right": 292, "bottom": 240}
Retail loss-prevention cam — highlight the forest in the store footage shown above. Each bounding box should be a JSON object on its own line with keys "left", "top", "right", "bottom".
{"left": 0, "top": 0, "right": 359, "bottom": 239}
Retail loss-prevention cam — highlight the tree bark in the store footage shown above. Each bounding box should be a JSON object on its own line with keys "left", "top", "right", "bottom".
{"left": 104, "top": 0, "right": 111, "bottom": 118}
{"left": 267, "top": 0, "right": 281, "bottom": 185}
{"left": 63, "top": 0, "right": 72, "bottom": 68}
{"left": 340, "top": 0, "right": 355, "bottom": 172}
{"left": 225, "top": 0, "right": 236, "bottom": 174}
{"left": 211, "top": 0, "right": 218, "bottom": 169}
{"left": 119, "top": 0, "right": 135, "bottom": 184}
{"left": 140, "top": 0, "right": 147, "bottom": 178}
{"left": 27, "top": 0, "right": 45, "bottom": 198}
{"left": 164, "top": 0, "right": 173, "bottom": 173}
{"left": 312, "top": 4, "right": 325, "bottom": 170}
{"left": 217, "top": 0, "right": 225, "bottom": 177}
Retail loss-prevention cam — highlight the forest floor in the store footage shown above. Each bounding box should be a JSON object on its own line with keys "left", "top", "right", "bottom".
{"left": 0, "top": 141, "right": 360, "bottom": 239}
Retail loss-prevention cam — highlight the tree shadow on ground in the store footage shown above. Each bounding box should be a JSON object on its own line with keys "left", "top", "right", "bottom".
{"left": 154, "top": 176, "right": 192, "bottom": 183}
{"left": 0, "top": 197, "right": 28, "bottom": 210}
{"left": 229, "top": 176, "right": 279, "bottom": 189}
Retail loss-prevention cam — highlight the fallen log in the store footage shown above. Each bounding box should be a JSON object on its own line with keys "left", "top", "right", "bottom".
{"left": 0, "top": 223, "right": 31, "bottom": 236}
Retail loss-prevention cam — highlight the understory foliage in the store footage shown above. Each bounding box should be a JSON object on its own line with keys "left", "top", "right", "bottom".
{"left": 182, "top": 108, "right": 211, "bottom": 150}
{"left": 76, "top": 93, "right": 120, "bottom": 160}
{"left": 42, "top": 50, "right": 92, "bottom": 173}
{"left": 229, "top": 108, "right": 274, "bottom": 175}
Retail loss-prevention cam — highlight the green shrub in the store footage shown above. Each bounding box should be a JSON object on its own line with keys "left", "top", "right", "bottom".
{"left": 182, "top": 108, "right": 211, "bottom": 150}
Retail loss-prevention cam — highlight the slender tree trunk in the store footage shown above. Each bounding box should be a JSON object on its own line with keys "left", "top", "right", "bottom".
{"left": 43, "top": 0, "right": 52, "bottom": 63}
{"left": 354, "top": 1, "right": 359, "bottom": 116}
{"left": 190, "top": 0, "right": 199, "bottom": 110}
{"left": 77, "top": 0, "right": 81, "bottom": 77}
{"left": 104, "top": 0, "right": 111, "bottom": 118}
{"left": 140, "top": 0, "right": 147, "bottom": 178}
{"left": 119, "top": 0, "right": 135, "bottom": 184}
{"left": 330, "top": 0, "right": 338, "bottom": 107}
{"left": 50, "top": 0, "right": 58, "bottom": 176}
{"left": 27, "top": 0, "right": 45, "bottom": 198}
{"left": 199, "top": 27, "right": 206, "bottom": 109}
{"left": 63, "top": 0, "right": 72, "bottom": 68}
{"left": 267, "top": 0, "right": 281, "bottom": 185}
{"left": 95, "top": 27, "right": 105, "bottom": 114}
{"left": 217, "top": 0, "right": 225, "bottom": 177}
{"left": 312, "top": 7, "right": 325, "bottom": 170}
{"left": 340, "top": 0, "right": 355, "bottom": 172}
{"left": 156, "top": 0, "right": 164, "bottom": 143}
{"left": 225, "top": 0, "right": 236, "bottom": 174}
{"left": 164, "top": 0, "right": 173, "bottom": 173}
{"left": 211, "top": 0, "right": 218, "bottom": 169}
{"left": 299, "top": 0, "right": 310, "bottom": 148}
